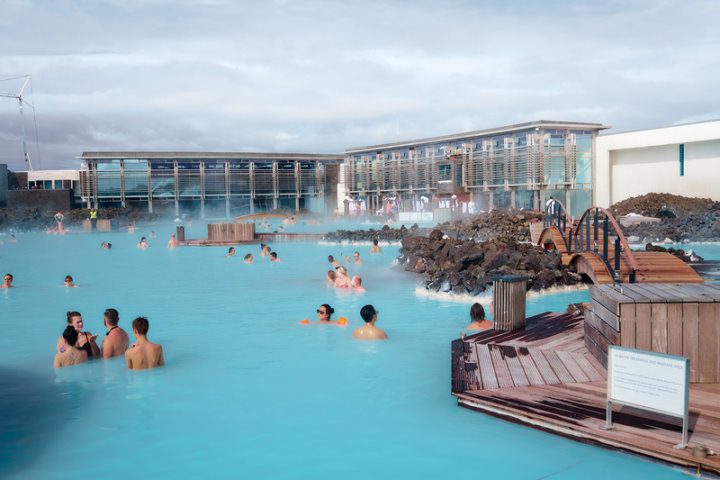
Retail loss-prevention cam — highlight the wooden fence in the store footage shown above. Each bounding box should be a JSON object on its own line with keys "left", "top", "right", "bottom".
{"left": 587, "top": 283, "right": 720, "bottom": 383}
{"left": 207, "top": 222, "right": 255, "bottom": 242}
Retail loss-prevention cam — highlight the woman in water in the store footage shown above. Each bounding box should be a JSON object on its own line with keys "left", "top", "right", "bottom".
{"left": 57, "top": 311, "right": 100, "bottom": 358}
{"left": 138, "top": 236, "right": 149, "bottom": 248}
{"left": 316, "top": 304, "right": 339, "bottom": 325}
{"left": 466, "top": 303, "right": 493, "bottom": 331}
{"left": 227, "top": 247, "right": 236, "bottom": 257}
{"left": 334, "top": 266, "right": 351, "bottom": 288}
{"left": 326, "top": 270, "right": 336, "bottom": 286}
{"left": 54, "top": 326, "right": 88, "bottom": 368}
{"left": 244, "top": 253, "right": 253, "bottom": 264}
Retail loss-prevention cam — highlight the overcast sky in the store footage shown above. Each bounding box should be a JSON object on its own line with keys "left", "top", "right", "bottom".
{"left": 0, "top": 0, "right": 718, "bottom": 170}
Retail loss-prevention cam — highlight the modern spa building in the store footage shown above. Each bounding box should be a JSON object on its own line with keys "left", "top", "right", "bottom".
{"left": 341, "top": 120, "right": 609, "bottom": 218}
{"left": 78, "top": 152, "right": 343, "bottom": 216}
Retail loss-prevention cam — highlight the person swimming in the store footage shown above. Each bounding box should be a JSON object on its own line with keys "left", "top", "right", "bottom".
{"left": 100, "top": 241, "right": 112, "bottom": 250}
{"left": 326, "top": 270, "right": 336, "bottom": 285}
{"left": 54, "top": 326, "right": 88, "bottom": 368}
{"left": 269, "top": 251, "right": 281, "bottom": 262}
{"left": 101, "top": 308, "right": 129, "bottom": 359}
{"left": 353, "top": 251, "right": 362, "bottom": 265}
{"left": 2, "top": 273, "right": 13, "bottom": 289}
{"left": 370, "top": 238, "right": 381, "bottom": 254}
{"left": 64, "top": 275, "right": 77, "bottom": 288}
{"left": 316, "top": 303, "right": 336, "bottom": 324}
{"left": 244, "top": 253, "right": 254, "bottom": 264}
{"left": 138, "top": 236, "right": 149, "bottom": 248}
{"left": 351, "top": 275, "right": 365, "bottom": 292}
{"left": 352, "top": 304, "right": 387, "bottom": 340}
{"left": 125, "top": 316, "right": 164, "bottom": 370}
{"left": 57, "top": 311, "right": 100, "bottom": 358}
{"left": 260, "top": 243, "right": 270, "bottom": 257}
{"left": 227, "top": 247, "right": 236, "bottom": 257}
{"left": 167, "top": 234, "right": 179, "bottom": 248}
{"left": 328, "top": 255, "right": 340, "bottom": 268}
{"left": 466, "top": 303, "right": 493, "bottom": 331}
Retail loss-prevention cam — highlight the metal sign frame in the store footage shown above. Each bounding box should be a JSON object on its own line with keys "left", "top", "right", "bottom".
{"left": 602, "top": 346, "right": 690, "bottom": 449}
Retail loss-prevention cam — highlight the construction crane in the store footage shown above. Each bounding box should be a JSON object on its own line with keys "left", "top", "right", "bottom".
{"left": 0, "top": 74, "right": 40, "bottom": 170}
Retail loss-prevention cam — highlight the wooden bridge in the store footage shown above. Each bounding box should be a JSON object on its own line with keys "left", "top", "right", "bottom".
{"left": 538, "top": 201, "right": 703, "bottom": 285}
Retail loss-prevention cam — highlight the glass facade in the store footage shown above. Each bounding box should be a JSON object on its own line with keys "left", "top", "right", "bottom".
{"left": 344, "top": 122, "right": 604, "bottom": 215}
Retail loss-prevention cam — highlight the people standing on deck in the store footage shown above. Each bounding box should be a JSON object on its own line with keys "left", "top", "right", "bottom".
{"left": 465, "top": 303, "right": 493, "bottom": 331}
{"left": 2, "top": 273, "right": 13, "bottom": 288}
{"left": 102, "top": 308, "right": 129, "bottom": 359}
{"left": 54, "top": 326, "right": 88, "bottom": 368}
{"left": 167, "top": 234, "right": 179, "bottom": 249}
{"left": 227, "top": 247, "right": 236, "bottom": 257}
{"left": 370, "top": 239, "right": 381, "bottom": 254}
{"left": 125, "top": 317, "right": 164, "bottom": 370}
{"left": 138, "top": 236, "right": 149, "bottom": 249}
{"left": 244, "top": 253, "right": 254, "bottom": 264}
{"left": 64, "top": 275, "right": 77, "bottom": 288}
{"left": 58, "top": 311, "right": 100, "bottom": 358}
{"left": 90, "top": 208, "right": 98, "bottom": 230}
{"left": 352, "top": 305, "right": 387, "bottom": 340}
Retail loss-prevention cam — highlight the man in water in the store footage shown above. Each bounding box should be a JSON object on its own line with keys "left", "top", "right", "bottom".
{"left": 167, "top": 234, "right": 179, "bottom": 248}
{"left": 351, "top": 275, "right": 365, "bottom": 292}
{"left": 244, "top": 253, "right": 254, "bottom": 264}
{"left": 465, "top": 303, "right": 493, "bottom": 331}
{"left": 353, "top": 251, "right": 362, "bottom": 265}
{"left": 54, "top": 326, "right": 88, "bottom": 368}
{"left": 125, "top": 317, "right": 164, "bottom": 370}
{"left": 370, "top": 239, "right": 381, "bottom": 254}
{"left": 64, "top": 275, "right": 77, "bottom": 288}
{"left": 2, "top": 273, "right": 13, "bottom": 288}
{"left": 328, "top": 255, "right": 340, "bottom": 268}
{"left": 227, "top": 247, "right": 236, "bottom": 257}
{"left": 260, "top": 243, "right": 268, "bottom": 256}
{"left": 270, "top": 251, "right": 281, "bottom": 262}
{"left": 352, "top": 305, "right": 387, "bottom": 340}
{"left": 102, "top": 308, "right": 129, "bottom": 359}
{"left": 138, "top": 237, "right": 149, "bottom": 248}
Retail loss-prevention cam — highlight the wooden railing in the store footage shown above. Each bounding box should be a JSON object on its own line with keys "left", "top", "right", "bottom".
{"left": 572, "top": 207, "right": 638, "bottom": 283}
{"left": 543, "top": 198, "right": 570, "bottom": 251}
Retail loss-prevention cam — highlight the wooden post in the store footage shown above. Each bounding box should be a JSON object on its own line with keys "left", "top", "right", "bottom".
{"left": 176, "top": 226, "right": 185, "bottom": 242}
{"left": 492, "top": 276, "right": 527, "bottom": 332}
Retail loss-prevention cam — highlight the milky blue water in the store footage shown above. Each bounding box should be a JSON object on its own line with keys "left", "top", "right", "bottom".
{"left": 1, "top": 227, "right": 716, "bottom": 479}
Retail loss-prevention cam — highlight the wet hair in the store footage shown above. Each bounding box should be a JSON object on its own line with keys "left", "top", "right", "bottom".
{"left": 63, "top": 325, "right": 79, "bottom": 346}
{"left": 352, "top": 275, "right": 362, "bottom": 286}
{"left": 4, "top": 273, "right": 12, "bottom": 280}
{"left": 318, "top": 304, "right": 334, "bottom": 317}
{"left": 270, "top": 252, "right": 277, "bottom": 259}
{"left": 470, "top": 303, "right": 486, "bottom": 322}
{"left": 140, "top": 236, "right": 147, "bottom": 242}
{"left": 244, "top": 253, "right": 252, "bottom": 260}
{"left": 107, "top": 243, "right": 112, "bottom": 249}
{"left": 66, "top": 311, "right": 82, "bottom": 324}
{"left": 65, "top": 275, "right": 73, "bottom": 282}
{"left": 228, "top": 247, "right": 235, "bottom": 253}
{"left": 260, "top": 243, "right": 266, "bottom": 249}
{"left": 353, "top": 251, "right": 360, "bottom": 256}
{"left": 360, "top": 305, "right": 377, "bottom": 323}
{"left": 373, "top": 239, "right": 379, "bottom": 245}
{"left": 327, "top": 255, "right": 334, "bottom": 262}
{"left": 327, "top": 270, "right": 336, "bottom": 280}
{"left": 132, "top": 316, "right": 149, "bottom": 335}
{"left": 104, "top": 308, "right": 119, "bottom": 326}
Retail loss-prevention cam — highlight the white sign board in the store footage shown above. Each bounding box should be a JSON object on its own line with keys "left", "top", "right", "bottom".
{"left": 608, "top": 346, "right": 688, "bottom": 417}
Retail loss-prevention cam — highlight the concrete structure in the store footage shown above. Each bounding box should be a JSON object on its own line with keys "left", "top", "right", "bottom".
{"left": 343, "top": 120, "right": 609, "bottom": 218}
{"left": 25, "top": 169, "right": 80, "bottom": 190}
{"left": 79, "top": 152, "right": 342, "bottom": 217}
{"left": 595, "top": 120, "right": 720, "bottom": 207}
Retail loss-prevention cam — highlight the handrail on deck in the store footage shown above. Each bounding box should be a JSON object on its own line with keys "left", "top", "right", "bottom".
{"left": 573, "top": 206, "right": 638, "bottom": 283}
{"left": 543, "top": 198, "right": 571, "bottom": 251}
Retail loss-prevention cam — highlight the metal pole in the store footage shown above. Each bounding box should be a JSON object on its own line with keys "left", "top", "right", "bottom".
{"left": 603, "top": 217, "right": 609, "bottom": 262}
{"left": 225, "top": 161, "right": 231, "bottom": 219}
{"left": 614, "top": 238, "right": 621, "bottom": 272}
{"left": 593, "top": 208, "right": 599, "bottom": 253}
{"left": 174, "top": 160, "right": 179, "bottom": 217}
{"left": 200, "top": 161, "right": 205, "bottom": 219}
{"left": 147, "top": 164, "right": 153, "bottom": 213}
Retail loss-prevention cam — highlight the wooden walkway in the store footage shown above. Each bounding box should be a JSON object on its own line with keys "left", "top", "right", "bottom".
{"left": 179, "top": 232, "right": 325, "bottom": 246}
{"left": 452, "top": 312, "right": 720, "bottom": 475}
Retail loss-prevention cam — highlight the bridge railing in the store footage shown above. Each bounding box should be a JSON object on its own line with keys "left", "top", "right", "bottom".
{"left": 573, "top": 207, "right": 638, "bottom": 283}
{"left": 543, "top": 198, "right": 570, "bottom": 251}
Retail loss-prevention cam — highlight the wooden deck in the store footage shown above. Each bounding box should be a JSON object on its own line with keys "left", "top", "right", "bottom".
{"left": 179, "top": 232, "right": 325, "bottom": 246}
{"left": 452, "top": 312, "right": 720, "bottom": 475}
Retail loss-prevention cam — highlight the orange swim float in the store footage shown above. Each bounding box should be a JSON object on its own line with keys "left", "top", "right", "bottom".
{"left": 338, "top": 316, "right": 347, "bottom": 325}
{"left": 299, "top": 318, "right": 310, "bottom": 325}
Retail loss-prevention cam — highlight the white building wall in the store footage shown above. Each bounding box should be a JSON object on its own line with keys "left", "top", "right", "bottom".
{"left": 595, "top": 120, "right": 720, "bottom": 207}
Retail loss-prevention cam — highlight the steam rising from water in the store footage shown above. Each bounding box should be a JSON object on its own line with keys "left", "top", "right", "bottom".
{"left": 415, "top": 284, "right": 590, "bottom": 304}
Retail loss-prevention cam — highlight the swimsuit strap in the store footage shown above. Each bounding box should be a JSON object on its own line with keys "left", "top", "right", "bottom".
{"left": 106, "top": 326, "right": 118, "bottom": 336}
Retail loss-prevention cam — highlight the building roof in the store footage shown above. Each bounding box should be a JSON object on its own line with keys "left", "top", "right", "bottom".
{"left": 345, "top": 120, "right": 610, "bottom": 154}
{"left": 80, "top": 152, "right": 343, "bottom": 162}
